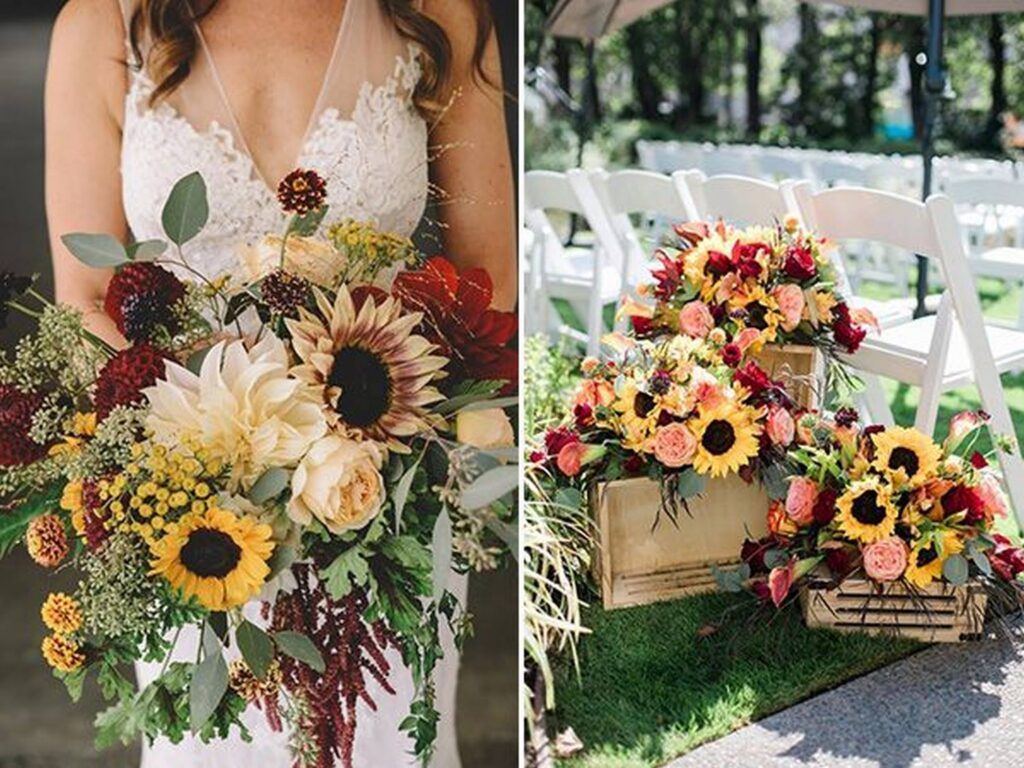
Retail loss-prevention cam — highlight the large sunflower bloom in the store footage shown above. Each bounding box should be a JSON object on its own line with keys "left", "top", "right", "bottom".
{"left": 871, "top": 426, "right": 942, "bottom": 488}
{"left": 836, "top": 476, "right": 899, "bottom": 544}
{"left": 150, "top": 507, "right": 274, "bottom": 612}
{"left": 689, "top": 399, "right": 762, "bottom": 478}
{"left": 904, "top": 530, "right": 965, "bottom": 588}
{"left": 287, "top": 287, "right": 447, "bottom": 452}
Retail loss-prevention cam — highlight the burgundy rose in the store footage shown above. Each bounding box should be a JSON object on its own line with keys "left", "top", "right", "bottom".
{"left": 988, "top": 534, "right": 1024, "bottom": 582}
{"left": 941, "top": 485, "right": 988, "bottom": 525}
{"left": 783, "top": 245, "right": 817, "bottom": 282}
{"left": 544, "top": 427, "right": 579, "bottom": 458}
{"left": 631, "top": 315, "right": 654, "bottom": 337}
{"left": 623, "top": 453, "right": 646, "bottom": 474}
{"left": 740, "top": 536, "right": 777, "bottom": 574}
{"left": 737, "top": 258, "right": 762, "bottom": 280}
{"left": 722, "top": 343, "right": 742, "bottom": 368}
{"left": 573, "top": 403, "right": 594, "bottom": 428}
{"left": 750, "top": 578, "right": 771, "bottom": 602}
{"left": 832, "top": 302, "right": 868, "bottom": 353}
{"left": 970, "top": 452, "right": 989, "bottom": 470}
{"left": 825, "top": 546, "right": 857, "bottom": 579}
{"left": 813, "top": 487, "right": 840, "bottom": 525}
{"left": 707, "top": 250, "right": 732, "bottom": 276}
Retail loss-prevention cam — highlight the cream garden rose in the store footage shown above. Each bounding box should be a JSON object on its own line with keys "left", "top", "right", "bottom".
{"left": 288, "top": 435, "right": 386, "bottom": 535}
{"left": 239, "top": 234, "right": 347, "bottom": 286}
{"left": 456, "top": 408, "right": 515, "bottom": 450}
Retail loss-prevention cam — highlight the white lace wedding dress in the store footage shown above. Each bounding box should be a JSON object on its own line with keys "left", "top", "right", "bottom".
{"left": 117, "top": 1, "right": 463, "bottom": 766}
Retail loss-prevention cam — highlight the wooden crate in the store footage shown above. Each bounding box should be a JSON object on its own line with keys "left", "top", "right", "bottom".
{"left": 753, "top": 344, "right": 823, "bottom": 410}
{"left": 591, "top": 475, "right": 769, "bottom": 609}
{"left": 801, "top": 572, "right": 989, "bottom": 643}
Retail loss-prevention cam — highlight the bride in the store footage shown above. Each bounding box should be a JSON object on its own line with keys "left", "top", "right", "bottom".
{"left": 43, "top": 0, "right": 515, "bottom": 766}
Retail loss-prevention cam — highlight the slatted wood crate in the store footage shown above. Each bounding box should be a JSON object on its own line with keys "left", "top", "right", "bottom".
{"left": 591, "top": 475, "right": 769, "bottom": 609}
{"left": 801, "top": 571, "right": 988, "bottom": 643}
{"left": 754, "top": 344, "right": 823, "bottom": 410}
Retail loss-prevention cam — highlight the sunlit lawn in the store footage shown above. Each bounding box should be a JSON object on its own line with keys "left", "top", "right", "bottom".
{"left": 544, "top": 275, "right": 1024, "bottom": 767}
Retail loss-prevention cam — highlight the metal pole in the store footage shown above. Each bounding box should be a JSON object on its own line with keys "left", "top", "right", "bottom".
{"left": 915, "top": 0, "right": 946, "bottom": 317}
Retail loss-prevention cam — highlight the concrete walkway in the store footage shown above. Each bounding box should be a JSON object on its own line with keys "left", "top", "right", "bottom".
{"left": 668, "top": 627, "right": 1024, "bottom": 768}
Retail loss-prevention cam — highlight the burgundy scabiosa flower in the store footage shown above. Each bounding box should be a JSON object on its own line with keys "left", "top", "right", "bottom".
{"left": 276, "top": 169, "right": 328, "bottom": 215}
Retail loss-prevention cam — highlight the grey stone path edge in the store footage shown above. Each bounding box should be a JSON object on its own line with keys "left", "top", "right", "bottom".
{"left": 668, "top": 625, "right": 1024, "bottom": 768}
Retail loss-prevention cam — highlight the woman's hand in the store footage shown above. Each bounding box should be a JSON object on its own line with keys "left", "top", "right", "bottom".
{"left": 424, "top": 0, "right": 517, "bottom": 311}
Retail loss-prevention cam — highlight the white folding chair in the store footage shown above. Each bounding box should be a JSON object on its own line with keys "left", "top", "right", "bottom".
{"left": 524, "top": 170, "right": 627, "bottom": 356}
{"left": 703, "top": 146, "right": 758, "bottom": 178}
{"left": 946, "top": 177, "right": 1024, "bottom": 329}
{"left": 793, "top": 185, "right": 1024, "bottom": 524}
{"left": 588, "top": 169, "right": 691, "bottom": 293}
{"left": 756, "top": 149, "right": 809, "bottom": 183}
{"left": 673, "top": 170, "right": 794, "bottom": 226}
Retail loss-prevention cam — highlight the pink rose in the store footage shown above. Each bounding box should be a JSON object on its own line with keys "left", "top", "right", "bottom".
{"left": 557, "top": 443, "right": 589, "bottom": 477}
{"left": 862, "top": 536, "right": 908, "bottom": 582}
{"left": 785, "top": 476, "right": 818, "bottom": 526}
{"left": 653, "top": 423, "right": 697, "bottom": 468}
{"left": 768, "top": 559, "right": 796, "bottom": 608}
{"left": 772, "top": 283, "right": 805, "bottom": 332}
{"left": 679, "top": 301, "right": 715, "bottom": 339}
{"left": 766, "top": 405, "right": 795, "bottom": 447}
{"left": 735, "top": 327, "right": 762, "bottom": 352}
{"left": 977, "top": 474, "right": 1009, "bottom": 519}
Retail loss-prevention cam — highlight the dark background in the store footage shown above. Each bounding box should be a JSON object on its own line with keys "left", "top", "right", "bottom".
{"left": 0, "top": 2, "right": 519, "bottom": 766}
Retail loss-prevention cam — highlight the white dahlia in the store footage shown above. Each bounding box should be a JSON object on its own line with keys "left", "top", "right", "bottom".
{"left": 144, "top": 335, "right": 328, "bottom": 491}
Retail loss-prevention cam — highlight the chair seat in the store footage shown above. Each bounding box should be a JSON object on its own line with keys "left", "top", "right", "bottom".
{"left": 847, "top": 314, "right": 1024, "bottom": 388}
{"left": 968, "top": 247, "right": 1024, "bottom": 281}
{"left": 848, "top": 296, "right": 914, "bottom": 330}
{"left": 544, "top": 248, "right": 623, "bottom": 303}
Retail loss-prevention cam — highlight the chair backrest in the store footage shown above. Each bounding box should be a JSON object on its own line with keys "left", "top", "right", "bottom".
{"left": 703, "top": 146, "right": 757, "bottom": 178}
{"left": 813, "top": 157, "right": 869, "bottom": 188}
{"left": 945, "top": 177, "right": 1024, "bottom": 208}
{"left": 755, "top": 149, "right": 808, "bottom": 182}
{"left": 674, "top": 170, "right": 797, "bottom": 226}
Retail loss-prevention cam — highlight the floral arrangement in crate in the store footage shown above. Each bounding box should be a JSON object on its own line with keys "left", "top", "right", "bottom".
{"left": 731, "top": 409, "right": 1024, "bottom": 608}
{"left": 621, "top": 218, "right": 876, "bottom": 390}
{"left": 529, "top": 332, "right": 801, "bottom": 517}
{"left": 0, "top": 170, "right": 517, "bottom": 767}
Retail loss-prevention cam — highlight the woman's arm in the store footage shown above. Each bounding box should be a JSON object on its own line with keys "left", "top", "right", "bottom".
{"left": 424, "top": 0, "right": 517, "bottom": 311}
{"left": 45, "top": 0, "right": 129, "bottom": 346}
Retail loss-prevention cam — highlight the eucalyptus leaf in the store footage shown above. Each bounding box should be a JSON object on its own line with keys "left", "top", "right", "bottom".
{"left": 207, "top": 613, "right": 229, "bottom": 645}
{"left": 763, "top": 549, "right": 789, "bottom": 570}
{"left": 431, "top": 508, "right": 453, "bottom": 601}
{"left": 943, "top": 553, "right": 970, "bottom": 586}
{"left": 162, "top": 172, "right": 209, "bottom": 246}
{"left": 189, "top": 648, "right": 228, "bottom": 733}
{"left": 236, "top": 621, "right": 274, "bottom": 680}
{"left": 391, "top": 454, "right": 423, "bottom": 533}
{"left": 460, "top": 465, "right": 518, "bottom": 510}
{"left": 249, "top": 467, "right": 290, "bottom": 505}
{"left": 675, "top": 469, "right": 706, "bottom": 500}
{"left": 554, "top": 487, "right": 583, "bottom": 512}
{"left": 971, "top": 549, "right": 993, "bottom": 578}
{"left": 273, "top": 631, "right": 325, "bottom": 673}
{"left": 126, "top": 239, "right": 167, "bottom": 261}
{"left": 61, "top": 233, "right": 129, "bottom": 268}
{"left": 186, "top": 347, "right": 211, "bottom": 376}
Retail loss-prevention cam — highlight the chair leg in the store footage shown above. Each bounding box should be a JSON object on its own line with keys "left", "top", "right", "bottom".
{"left": 914, "top": 294, "right": 954, "bottom": 435}
{"left": 585, "top": 290, "right": 603, "bottom": 358}
{"left": 1016, "top": 280, "right": 1024, "bottom": 331}
{"left": 975, "top": 371, "right": 1024, "bottom": 530}
{"left": 860, "top": 374, "right": 895, "bottom": 427}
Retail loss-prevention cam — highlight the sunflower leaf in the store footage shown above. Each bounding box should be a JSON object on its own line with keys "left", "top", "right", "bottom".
{"left": 943, "top": 553, "right": 970, "bottom": 586}
{"left": 61, "top": 233, "right": 129, "bottom": 268}
{"left": 236, "top": 621, "right": 274, "bottom": 680}
{"left": 249, "top": 467, "right": 290, "bottom": 505}
{"left": 189, "top": 647, "right": 228, "bottom": 733}
{"left": 162, "top": 172, "right": 209, "bottom": 246}
{"left": 273, "top": 631, "right": 325, "bottom": 673}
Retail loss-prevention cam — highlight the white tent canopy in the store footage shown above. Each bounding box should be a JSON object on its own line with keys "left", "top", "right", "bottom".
{"left": 803, "top": 0, "right": 1024, "bottom": 15}
{"left": 546, "top": 0, "right": 674, "bottom": 40}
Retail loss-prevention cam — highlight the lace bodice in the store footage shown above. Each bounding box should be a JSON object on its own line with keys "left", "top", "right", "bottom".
{"left": 120, "top": 3, "right": 429, "bottom": 281}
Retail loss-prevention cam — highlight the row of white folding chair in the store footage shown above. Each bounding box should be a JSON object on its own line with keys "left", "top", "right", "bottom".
{"left": 792, "top": 184, "right": 1024, "bottom": 524}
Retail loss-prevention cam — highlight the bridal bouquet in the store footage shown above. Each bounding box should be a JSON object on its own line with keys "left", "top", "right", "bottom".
{"left": 0, "top": 170, "right": 517, "bottom": 767}
{"left": 621, "top": 218, "right": 876, "bottom": 371}
{"left": 737, "top": 409, "right": 1024, "bottom": 607}
{"left": 530, "top": 332, "right": 800, "bottom": 515}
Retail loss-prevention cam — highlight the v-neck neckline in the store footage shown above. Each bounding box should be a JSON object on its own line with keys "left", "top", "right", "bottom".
{"left": 192, "top": 0, "right": 351, "bottom": 196}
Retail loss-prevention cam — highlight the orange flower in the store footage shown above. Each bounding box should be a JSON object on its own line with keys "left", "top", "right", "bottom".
{"left": 767, "top": 499, "right": 799, "bottom": 538}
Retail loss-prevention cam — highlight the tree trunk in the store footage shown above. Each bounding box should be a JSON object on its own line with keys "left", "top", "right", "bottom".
{"left": 907, "top": 20, "right": 926, "bottom": 140}
{"left": 625, "top": 24, "right": 663, "bottom": 120}
{"left": 860, "top": 14, "right": 882, "bottom": 139}
{"left": 796, "top": 3, "right": 816, "bottom": 128}
{"left": 583, "top": 42, "right": 602, "bottom": 124}
{"left": 989, "top": 15, "right": 1007, "bottom": 128}
{"left": 553, "top": 38, "right": 572, "bottom": 98}
{"left": 723, "top": 3, "right": 737, "bottom": 126}
{"left": 744, "top": 0, "right": 762, "bottom": 137}
{"left": 676, "top": 0, "right": 706, "bottom": 126}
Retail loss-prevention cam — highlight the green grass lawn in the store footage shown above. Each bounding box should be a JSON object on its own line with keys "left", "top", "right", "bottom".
{"left": 539, "top": 275, "right": 1024, "bottom": 768}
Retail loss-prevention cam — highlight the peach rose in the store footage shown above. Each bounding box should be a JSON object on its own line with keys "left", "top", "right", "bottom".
{"left": 772, "top": 283, "right": 805, "bottom": 332}
{"left": 678, "top": 301, "right": 715, "bottom": 339}
{"left": 862, "top": 536, "right": 908, "bottom": 582}
{"left": 735, "top": 327, "right": 763, "bottom": 352}
{"left": 653, "top": 423, "right": 697, "bottom": 468}
{"left": 977, "top": 474, "right": 1009, "bottom": 519}
{"left": 573, "top": 379, "right": 615, "bottom": 412}
{"left": 785, "top": 477, "right": 818, "bottom": 526}
{"left": 288, "top": 436, "right": 384, "bottom": 535}
{"left": 766, "top": 406, "right": 795, "bottom": 447}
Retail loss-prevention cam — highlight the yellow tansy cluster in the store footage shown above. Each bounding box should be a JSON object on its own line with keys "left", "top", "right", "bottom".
{"left": 327, "top": 218, "right": 417, "bottom": 282}
{"left": 91, "top": 442, "right": 223, "bottom": 547}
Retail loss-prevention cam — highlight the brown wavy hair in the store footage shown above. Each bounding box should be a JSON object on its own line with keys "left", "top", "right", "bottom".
{"left": 128, "top": 0, "right": 494, "bottom": 118}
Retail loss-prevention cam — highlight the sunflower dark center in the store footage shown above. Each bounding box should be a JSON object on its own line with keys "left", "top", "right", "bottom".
{"left": 328, "top": 346, "right": 393, "bottom": 428}
{"left": 916, "top": 546, "right": 938, "bottom": 567}
{"left": 702, "top": 420, "right": 737, "bottom": 456}
{"left": 888, "top": 447, "right": 920, "bottom": 477}
{"left": 180, "top": 528, "right": 242, "bottom": 578}
{"left": 634, "top": 391, "right": 656, "bottom": 418}
{"left": 851, "top": 490, "right": 887, "bottom": 525}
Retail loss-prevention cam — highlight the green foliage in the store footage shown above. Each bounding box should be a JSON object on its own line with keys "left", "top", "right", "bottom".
{"left": 162, "top": 172, "right": 209, "bottom": 246}
{"left": 524, "top": 334, "right": 581, "bottom": 438}
{"left": 273, "top": 631, "right": 326, "bottom": 673}
{"left": 0, "top": 486, "right": 60, "bottom": 558}
{"left": 236, "top": 620, "right": 275, "bottom": 679}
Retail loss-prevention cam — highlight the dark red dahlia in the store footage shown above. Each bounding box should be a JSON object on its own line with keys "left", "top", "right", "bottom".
{"left": 0, "top": 386, "right": 48, "bottom": 467}
{"left": 734, "top": 361, "right": 773, "bottom": 396}
{"left": 93, "top": 343, "right": 171, "bottom": 419}
{"left": 276, "top": 168, "right": 327, "bottom": 215}
{"left": 783, "top": 244, "right": 817, "bottom": 282}
{"left": 832, "top": 302, "right": 868, "bottom": 353}
{"left": 104, "top": 263, "right": 186, "bottom": 342}
{"left": 392, "top": 257, "right": 517, "bottom": 393}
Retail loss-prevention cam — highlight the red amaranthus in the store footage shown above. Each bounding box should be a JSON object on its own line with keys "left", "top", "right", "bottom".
{"left": 271, "top": 564, "right": 396, "bottom": 768}
{"left": 392, "top": 257, "right": 517, "bottom": 393}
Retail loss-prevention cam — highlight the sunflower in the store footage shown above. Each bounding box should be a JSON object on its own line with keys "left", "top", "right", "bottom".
{"left": 150, "top": 506, "right": 274, "bottom": 612}
{"left": 611, "top": 381, "right": 661, "bottom": 454}
{"left": 689, "top": 399, "right": 763, "bottom": 478}
{"left": 287, "top": 287, "right": 448, "bottom": 452}
{"left": 835, "top": 477, "right": 898, "bottom": 543}
{"left": 904, "top": 530, "right": 964, "bottom": 588}
{"left": 871, "top": 427, "right": 942, "bottom": 488}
